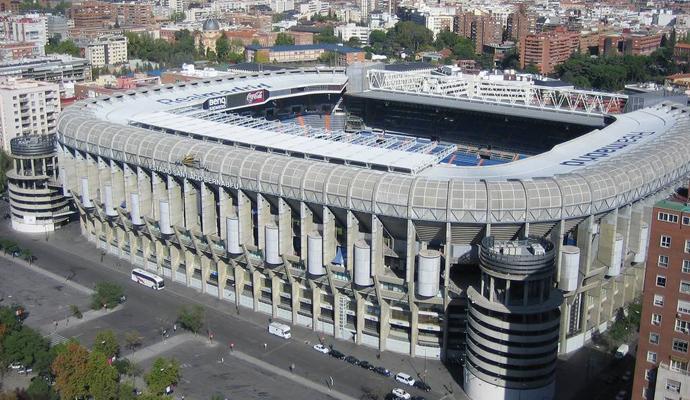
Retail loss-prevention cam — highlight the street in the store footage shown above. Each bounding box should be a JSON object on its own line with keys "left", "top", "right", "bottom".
{"left": 0, "top": 208, "right": 463, "bottom": 400}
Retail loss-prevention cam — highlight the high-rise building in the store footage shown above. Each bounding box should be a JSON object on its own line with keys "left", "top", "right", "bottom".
{"left": 0, "top": 77, "right": 60, "bottom": 152}
{"left": 70, "top": 0, "right": 117, "bottom": 30}
{"left": 0, "top": 14, "right": 48, "bottom": 58}
{"left": 114, "top": 2, "right": 155, "bottom": 27}
{"left": 519, "top": 26, "right": 579, "bottom": 74}
{"left": 455, "top": 10, "right": 502, "bottom": 54}
{"left": 633, "top": 183, "right": 690, "bottom": 400}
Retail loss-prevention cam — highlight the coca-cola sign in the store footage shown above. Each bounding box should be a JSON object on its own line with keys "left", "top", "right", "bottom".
{"left": 245, "top": 89, "right": 266, "bottom": 104}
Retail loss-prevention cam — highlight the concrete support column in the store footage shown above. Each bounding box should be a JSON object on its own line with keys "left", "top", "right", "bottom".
{"left": 628, "top": 205, "right": 644, "bottom": 259}
{"left": 237, "top": 190, "right": 253, "bottom": 247}
{"left": 136, "top": 167, "right": 152, "bottom": 218}
{"left": 597, "top": 210, "right": 619, "bottom": 269}
{"left": 151, "top": 172, "right": 167, "bottom": 220}
{"left": 558, "top": 296, "right": 572, "bottom": 355}
{"left": 271, "top": 274, "right": 280, "bottom": 319}
{"left": 184, "top": 251, "right": 194, "bottom": 287}
{"left": 201, "top": 183, "right": 217, "bottom": 236}
{"left": 346, "top": 211, "right": 358, "bottom": 275}
{"left": 311, "top": 282, "right": 321, "bottom": 332}
{"left": 218, "top": 189, "right": 232, "bottom": 241}
{"left": 550, "top": 220, "right": 565, "bottom": 284}
{"left": 183, "top": 179, "right": 199, "bottom": 232}
{"left": 322, "top": 206, "right": 336, "bottom": 266}
{"left": 256, "top": 194, "right": 271, "bottom": 252}
{"left": 217, "top": 260, "right": 227, "bottom": 300}
{"left": 617, "top": 205, "right": 631, "bottom": 262}
{"left": 300, "top": 202, "right": 315, "bottom": 262}
{"left": 405, "top": 220, "right": 416, "bottom": 284}
{"left": 97, "top": 157, "right": 110, "bottom": 205}
{"left": 167, "top": 176, "right": 183, "bottom": 228}
{"left": 371, "top": 215, "right": 384, "bottom": 277}
{"left": 355, "top": 292, "right": 364, "bottom": 345}
{"left": 409, "top": 301, "right": 418, "bottom": 357}
{"left": 278, "top": 199, "right": 292, "bottom": 256}
{"left": 291, "top": 283, "right": 300, "bottom": 325}
{"left": 252, "top": 270, "right": 261, "bottom": 312}
{"left": 123, "top": 164, "right": 137, "bottom": 213}
{"left": 379, "top": 300, "right": 389, "bottom": 352}
{"left": 576, "top": 216, "right": 594, "bottom": 275}
{"left": 86, "top": 155, "right": 99, "bottom": 203}
{"left": 234, "top": 265, "right": 244, "bottom": 309}
{"left": 200, "top": 256, "right": 211, "bottom": 294}
{"left": 110, "top": 161, "right": 125, "bottom": 209}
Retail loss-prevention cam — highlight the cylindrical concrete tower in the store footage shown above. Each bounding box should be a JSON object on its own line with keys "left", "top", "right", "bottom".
{"left": 8, "top": 135, "right": 69, "bottom": 233}
{"left": 464, "top": 236, "right": 562, "bottom": 400}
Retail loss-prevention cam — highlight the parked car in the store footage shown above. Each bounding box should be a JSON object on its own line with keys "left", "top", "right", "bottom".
{"left": 391, "top": 388, "right": 411, "bottom": 400}
{"left": 413, "top": 380, "right": 431, "bottom": 392}
{"left": 614, "top": 344, "right": 629, "bottom": 359}
{"left": 411, "top": 397, "right": 426, "bottom": 400}
{"left": 9, "top": 362, "right": 22, "bottom": 370}
{"left": 374, "top": 366, "right": 392, "bottom": 377}
{"left": 359, "top": 360, "right": 374, "bottom": 370}
{"left": 329, "top": 349, "right": 345, "bottom": 360}
{"left": 395, "top": 372, "right": 415, "bottom": 386}
{"left": 313, "top": 344, "right": 330, "bottom": 354}
{"left": 344, "top": 355, "right": 360, "bottom": 366}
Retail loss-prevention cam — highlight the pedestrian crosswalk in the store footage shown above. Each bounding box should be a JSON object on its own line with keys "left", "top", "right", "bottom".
{"left": 49, "top": 332, "right": 68, "bottom": 346}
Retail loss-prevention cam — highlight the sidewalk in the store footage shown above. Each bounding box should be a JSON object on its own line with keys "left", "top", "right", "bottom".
{"left": 0, "top": 251, "right": 93, "bottom": 295}
{"left": 127, "top": 333, "right": 212, "bottom": 364}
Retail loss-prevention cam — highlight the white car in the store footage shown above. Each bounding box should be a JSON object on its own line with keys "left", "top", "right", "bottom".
{"left": 9, "top": 362, "right": 22, "bottom": 370}
{"left": 312, "top": 344, "right": 330, "bottom": 354}
{"left": 395, "top": 372, "right": 416, "bottom": 386}
{"left": 391, "top": 388, "right": 411, "bottom": 400}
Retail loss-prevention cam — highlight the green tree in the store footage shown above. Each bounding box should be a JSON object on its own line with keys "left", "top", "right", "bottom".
{"left": 52, "top": 342, "right": 90, "bottom": 400}
{"left": 369, "top": 30, "right": 386, "bottom": 46}
{"left": 387, "top": 21, "right": 433, "bottom": 53}
{"left": 85, "top": 351, "right": 119, "bottom": 400}
{"left": 92, "top": 330, "right": 119, "bottom": 359}
{"left": 124, "top": 330, "right": 144, "bottom": 353}
{"left": 177, "top": 305, "right": 204, "bottom": 333}
{"left": 452, "top": 37, "right": 475, "bottom": 59}
{"left": 170, "top": 11, "right": 185, "bottom": 22}
{"left": 1, "top": 327, "right": 52, "bottom": 373}
{"left": 19, "top": 248, "right": 34, "bottom": 264}
{"left": 0, "top": 150, "right": 12, "bottom": 193}
{"left": 144, "top": 358, "right": 180, "bottom": 395}
{"left": 275, "top": 32, "right": 295, "bottom": 45}
{"left": 45, "top": 38, "right": 80, "bottom": 57}
{"left": 315, "top": 26, "right": 339, "bottom": 44}
{"left": 27, "top": 377, "right": 59, "bottom": 400}
{"left": 524, "top": 64, "right": 540, "bottom": 74}
{"left": 346, "top": 37, "right": 361, "bottom": 47}
{"left": 91, "top": 282, "right": 124, "bottom": 310}
{"left": 215, "top": 36, "right": 231, "bottom": 61}
{"left": 434, "top": 29, "right": 459, "bottom": 50}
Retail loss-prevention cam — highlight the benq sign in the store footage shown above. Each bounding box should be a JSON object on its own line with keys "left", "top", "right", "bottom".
{"left": 203, "top": 96, "right": 227, "bottom": 111}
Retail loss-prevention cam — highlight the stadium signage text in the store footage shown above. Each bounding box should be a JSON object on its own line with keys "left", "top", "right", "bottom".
{"left": 157, "top": 83, "right": 271, "bottom": 105}
{"left": 559, "top": 131, "right": 655, "bottom": 166}
{"left": 246, "top": 90, "right": 265, "bottom": 104}
{"left": 204, "top": 96, "right": 227, "bottom": 111}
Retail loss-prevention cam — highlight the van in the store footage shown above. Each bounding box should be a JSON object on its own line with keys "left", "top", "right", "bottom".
{"left": 268, "top": 322, "right": 291, "bottom": 339}
{"left": 615, "top": 344, "right": 629, "bottom": 359}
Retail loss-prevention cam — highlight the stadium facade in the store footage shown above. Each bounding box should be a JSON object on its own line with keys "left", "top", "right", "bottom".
{"left": 53, "top": 67, "right": 690, "bottom": 399}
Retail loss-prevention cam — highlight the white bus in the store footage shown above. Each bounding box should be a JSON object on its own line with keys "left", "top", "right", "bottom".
{"left": 131, "top": 268, "right": 165, "bottom": 290}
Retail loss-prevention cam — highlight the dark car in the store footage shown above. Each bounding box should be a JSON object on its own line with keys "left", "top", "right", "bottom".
{"left": 329, "top": 349, "right": 345, "bottom": 360}
{"left": 411, "top": 396, "right": 426, "bottom": 400}
{"left": 344, "top": 355, "right": 360, "bottom": 365}
{"left": 413, "top": 381, "right": 431, "bottom": 392}
{"left": 373, "top": 366, "right": 392, "bottom": 377}
{"left": 359, "top": 360, "right": 374, "bottom": 370}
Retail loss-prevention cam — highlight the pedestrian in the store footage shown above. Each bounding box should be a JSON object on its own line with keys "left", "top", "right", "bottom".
{"left": 376, "top": 352, "right": 380, "bottom": 360}
{"left": 290, "top": 363, "right": 295, "bottom": 373}
{"left": 230, "top": 342, "right": 234, "bottom": 352}
{"left": 263, "top": 343, "right": 267, "bottom": 351}
{"left": 53, "top": 320, "right": 58, "bottom": 329}
{"left": 221, "top": 357, "right": 224, "bottom": 363}
{"left": 173, "top": 323, "right": 177, "bottom": 332}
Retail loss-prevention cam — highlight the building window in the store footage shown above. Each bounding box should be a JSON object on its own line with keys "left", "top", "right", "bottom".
{"left": 642, "top": 387, "right": 650, "bottom": 399}
{"left": 686, "top": 240, "right": 690, "bottom": 254}
{"left": 657, "top": 275, "right": 667, "bottom": 287}
{"left": 659, "top": 255, "right": 669, "bottom": 267}
{"left": 659, "top": 212, "right": 679, "bottom": 223}
{"left": 652, "top": 313, "right": 662, "bottom": 325}
{"left": 679, "top": 300, "right": 690, "bottom": 315}
{"left": 645, "top": 368, "right": 656, "bottom": 381}
{"left": 654, "top": 294, "right": 665, "bottom": 306}
{"left": 647, "top": 351, "right": 658, "bottom": 363}
{"left": 682, "top": 281, "right": 690, "bottom": 295}
{"left": 666, "top": 379, "right": 681, "bottom": 393}
{"left": 650, "top": 332, "right": 660, "bottom": 344}
{"left": 661, "top": 235, "right": 672, "bottom": 248}
{"left": 676, "top": 319, "right": 690, "bottom": 333}
{"left": 683, "top": 216, "right": 689, "bottom": 225}
{"left": 673, "top": 339, "right": 689, "bottom": 353}
{"left": 670, "top": 358, "right": 689, "bottom": 372}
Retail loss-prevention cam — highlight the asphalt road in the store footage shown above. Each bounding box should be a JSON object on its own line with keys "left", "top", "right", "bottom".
{"left": 0, "top": 208, "right": 457, "bottom": 400}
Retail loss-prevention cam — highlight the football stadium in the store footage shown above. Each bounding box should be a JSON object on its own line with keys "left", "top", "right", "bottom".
{"left": 53, "top": 66, "right": 690, "bottom": 399}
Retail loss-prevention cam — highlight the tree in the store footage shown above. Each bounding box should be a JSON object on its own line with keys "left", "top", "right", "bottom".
{"left": 93, "top": 330, "right": 119, "bottom": 359}
{"left": 1, "top": 327, "right": 52, "bottom": 374}
{"left": 113, "top": 358, "right": 142, "bottom": 379}
{"left": 124, "top": 330, "right": 144, "bottom": 353}
{"left": 387, "top": 21, "right": 433, "bottom": 53}
{"left": 144, "top": 358, "right": 180, "bottom": 395}
{"left": 315, "top": 26, "right": 339, "bottom": 44}
{"left": 346, "top": 37, "right": 361, "bottom": 48}
{"left": 85, "top": 351, "right": 119, "bottom": 400}
{"left": 91, "top": 282, "right": 124, "bottom": 310}
{"left": 0, "top": 150, "right": 12, "bottom": 193}
{"left": 27, "top": 377, "right": 59, "bottom": 400}
{"left": 452, "top": 37, "right": 475, "bottom": 59}
{"left": 216, "top": 36, "right": 231, "bottom": 62}
{"left": 45, "top": 39, "right": 80, "bottom": 57}
{"left": 177, "top": 305, "right": 204, "bottom": 333}
{"left": 52, "top": 342, "right": 90, "bottom": 400}
{"left": 20, "top": 248, "right": 34, "bottom": 264}
{"left": 318, "top": 51, "right": 338, "bottom": 65}
{"left": 434, "top": 29, "right": 458, "bottom": 50}
{"left": 170, "top": 11, "right": 185, "bottom": 22}
{"left": 369, "top": 30, "right": 386, "bottom": 47}
{"left": 275, "top": 32, "right": 295, "bottom": 46}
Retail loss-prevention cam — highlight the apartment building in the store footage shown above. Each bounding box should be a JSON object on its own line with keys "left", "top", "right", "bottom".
{"left": 633, "top": 183, "right": 690, "bottom": 400}
{"left": 70, "top": 0, "right": 117, "bottom": 30}
{"left": 244, "top": 44, "right": 365, "bottom": 65}
{"left": 599, "top": 33, "right": 662, "bottom": 56}
{"left": 455, "top": 10, "right": 502, "bottom": 54}
{"left": 83, "top": 35, "right": 128, "bottom": 67}
{"left": 519, "top": 26, "right": 579, "bottom": 74}
{"left": 114, "top": 2, "right": 155, "bottom": 27}
{"left": 0, "top": 77, "right": 60, "bottom": 152}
